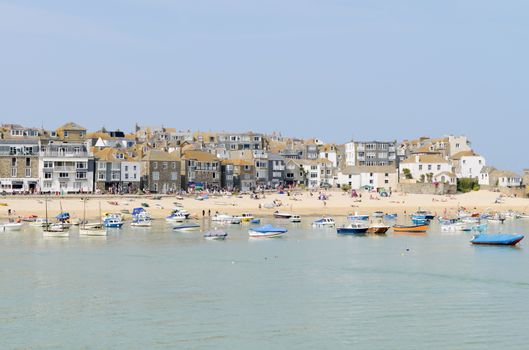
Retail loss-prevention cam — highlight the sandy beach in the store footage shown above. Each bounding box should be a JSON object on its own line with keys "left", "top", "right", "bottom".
{"left": 1, "top": 190, "right": 528, "bottom": 221}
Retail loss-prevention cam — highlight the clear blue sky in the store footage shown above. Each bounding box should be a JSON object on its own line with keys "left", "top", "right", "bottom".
{"left": 0, "top": 1, "right": 527, "bottom": 172}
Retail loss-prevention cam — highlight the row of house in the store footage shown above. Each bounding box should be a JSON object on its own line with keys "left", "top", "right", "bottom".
{"left": 0, "top": 122, "right": 524, "bottom": 194}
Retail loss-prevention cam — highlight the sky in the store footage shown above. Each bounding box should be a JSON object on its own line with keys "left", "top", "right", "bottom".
{"left": 0, "top": 0, "right": 528, "bottom": 171}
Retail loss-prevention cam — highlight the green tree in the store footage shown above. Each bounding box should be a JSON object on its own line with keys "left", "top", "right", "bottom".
{"left": 402, "top": 168, "right": 413, "bottom": 179}
{"left": 457, "top": 178, "right": 479, "bottom": 193}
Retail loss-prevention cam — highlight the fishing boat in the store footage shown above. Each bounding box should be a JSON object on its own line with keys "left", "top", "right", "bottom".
{"left": 337, "top": 222, "right": 369, "bottom": 235}
{"left": 103, "top": 216, "right": 124, "bottom": 228}
{"left": 393, "top": 224, "right": 429, "bottom": 233}
{"left": 312, "top": 217, "right": 335, "bottom": 227}
{"left": 273, "top": 211, "right": 292, "bottom": 219}
{"left": 203, "top": 230, "right": 228, "bottom": 240}
{"left": 372, "top": 211, "right": 385, "bottom": 218}
{"left": 470, "top": 234, "right": 524, "bottom": 246}
{"left": 487, "top": 213, "right": 506, "bottom": 224}
{"left": 79, "top": 200, "right": 107, "bottom": 236}
{"left": 367, "top": 223, "right": 390, "bottom": 234}
{"left": 412, "top": 218, "right": 430, "bottom": 225}
{"left": 170, "top": 208, "right": 190, "bottom": 218}
{"left": 235, "top": 213, "right": 254, "bottom": 222}
{"left": 0, "top": 222, "right": 23, "bottom": 231}
{"left": 289, "top": 215, "right": 301, "bottom": 223}
{"left": 411, "top": 210, "right": 435, "bottom": 220}
{"left": 131, "top": 207, "right": 152, "bottom": 227}
{"left": 347, "top": 213, "right": 369, "bottom": 221}
{"left": 30, "top": 218, "right": 50, "bottom": 227}
{"left": 165, "top": 212, "right": 187, "bottom": 223}
{"left": 249, "top": 224, "right": 287, "bottom": 238}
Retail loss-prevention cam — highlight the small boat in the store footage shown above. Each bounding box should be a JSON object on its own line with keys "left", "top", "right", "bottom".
{"left": 0, "top": 222, "right": 23, "bottom": 231}
{"left": 22, "top": 215, "right": 38, "bottom": 222}
{"left": 487, "top": 213, "right": 506, "bottom": 224}
{"left": 289, "top": 215, "right": 301, "bottom": 223}
{"left": 393, "top": 224, "right": 429, "bottom": 233}
{"left": 384, "top": 213, "right": 398, "bottom": 220}
{"left": 347, "top": 213, "right": 369, "bottom": 221}
{"left": 411, "top": 211, "right": 435, "bottom": 220}
{"left": 235, "top": 213, "right": 254, "bottom": 222}
{"left": 337, "top": 222, "right": 369, "bottom": 235}
{"left": 250, "top": 219, "right": 261, "bottom": 224}
{"left": 372, "top": 211, "right": 385, "bottom": 218}
{"left": 462, "top": 223, "right": 488, "bottom": 232}
{"left": 203, "top": 230, "right": 228, "bottom": 240}
{"left": 470, "top": 234, "right": 524, "bottom": 246}
{"left": 273, "top": 211, "right": 292, "bottom": 219}
{"left": 173, "top": 223, "right": 201, "bottom": 231}
{"left": 249, "top": 224, "right": 287, "bottom": 238}
{"left": 103, "top": 217, "right": 124, "bottom": 228}
{"left": 165, "top": 212, "right": 187, "bottom": 223}
{"left": 43, "top": 223, "right": 70, "bottom": 237}
{"left": 131, "top": 217, "right": 152, "bottom": 227}
{"left": 312, "top": 217, "right": 335, "bottom": 227}
{"left": 367, "top": 223, "right": 390, "bottom": 234}
{"left": 30, "top": 218, "right": 50, "bottom": 227}
{"left": 79, "top": 225, "right": 107, "bottom": 236}
{"left": 212, "top": 214, "right": 235, "bottom": 222}
{"left": 440, "top": 221, "right": 469, "bottom": 232}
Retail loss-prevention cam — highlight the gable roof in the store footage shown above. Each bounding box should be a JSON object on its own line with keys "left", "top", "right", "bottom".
{"left": 182, "top": 150, "right": 218, "bottom": 162}
{"left": 57, "top": 122, "right": 86, "bottom": 131}
{"left": 142, "top": 149, "right": 180, "bottom": 162}
{"left": 451, "top": 150, "right": 478, "bottom": 160}
{"left": 401, "top": 155, "right": 449, "bottom": 164}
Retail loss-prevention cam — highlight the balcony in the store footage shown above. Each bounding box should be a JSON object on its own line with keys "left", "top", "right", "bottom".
{"left": 54, "top": 166, "right": 76, "bottom": 172}
{"left": 41, "top": 151, "right": 91, "bottom": 157}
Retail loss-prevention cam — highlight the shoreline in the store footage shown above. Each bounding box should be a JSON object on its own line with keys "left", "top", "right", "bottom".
{"left": 1, "top": 190, "right": 528, "bottom": 221}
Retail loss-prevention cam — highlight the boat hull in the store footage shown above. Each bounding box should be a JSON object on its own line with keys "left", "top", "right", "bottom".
{"left": 471, "top": 234, "right": 524, "bottom": 246}
{"left": 393, "top": 225, "right": 429, "bottom": 233}
{"left": 367, "top": 226, "right": 390, "bottom": 234}
{"left": 249, "top": 231, "right": 285, "bottom": 238}
{"left": 79, "top": 228, "right": 108, "bottom": 236}
{"left": 337, "top": 227, "right": 369, "bottom": 235}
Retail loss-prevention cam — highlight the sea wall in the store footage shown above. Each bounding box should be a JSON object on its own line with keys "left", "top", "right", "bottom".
{"left": 397, "top": 182, "right": 457, "bottom": 195}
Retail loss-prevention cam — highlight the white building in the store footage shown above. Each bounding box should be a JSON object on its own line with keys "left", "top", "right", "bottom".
{"left": 39, "top": 141, "right": 94, "bottom": 193}
{"left": 337, "top": 166, "right": 397, "bottom": 190}
{"left": 121, "top": 161, "right": 141, "bottom": 184}
{"left": 319, "top": 144, "right": 338, "bottom": 168}
{"left": 451, "top": 151, "right": 485, "bottom": 179}
{"left": 448, "top": 135, "right": 472, "bottom": 157}
{"left": 399, "top": 155, "right": 452, "bottom": 183}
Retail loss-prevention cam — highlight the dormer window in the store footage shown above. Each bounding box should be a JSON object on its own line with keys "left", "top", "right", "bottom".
{"left": 64, "top": 131, "right": 69, "bottom": 137}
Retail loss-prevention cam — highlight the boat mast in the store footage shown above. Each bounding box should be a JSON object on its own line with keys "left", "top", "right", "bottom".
{"left": 83, "top": 197, "right": 86, "bottom": 229}
{"left": 45, "top": 196, "right": 48, "bottom": 231}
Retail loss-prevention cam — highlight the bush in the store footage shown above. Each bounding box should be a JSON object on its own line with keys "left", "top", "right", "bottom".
{"left": 341, "top": 184, "right": 351, "bottom": 192}
{"left": 458, "top": 178, "right": 479, "bottom": 193}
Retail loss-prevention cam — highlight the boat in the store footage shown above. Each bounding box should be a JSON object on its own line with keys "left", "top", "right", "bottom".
{"left": 347, "top": 213, "right": 369, "bottom": 221}
{"left": 22, "top": 215, "right": 38, "bottom": 222}
{"left": 312, "top": 217, "right": 335, "bottom": 227}
{"left": 30, "top": 218, "right": 50, "bottom": 227}
{"left": 372, "top": 211, "right": 385, "bottom": 218}
{"left": 337, "top": 222, "right": 369, "bottom": 235}
{"left": 79, "top": 200, "right": 107, "bottom": 236}
{"left": 42, "top": 198, "right": 69, "bottom": 237}
{"left": 384, "top": 213, "right": 398, "bottom": 220}
{"left": 249, "top": 224, "right": 287, "bottom": 238}
{"left": 470, "top": 233, "right": 524, "bottom": 246}
{"left": 0, "top": 222, "right": 23, "bottom": 231}
{"left": 212, "top": 214, "right": 235, "bottom": 222}
{"left": 440, "top": 220, "right": 470, "bottom": 232}
{"left": 250, "top": 219, "right": 261, "bottom": 224}
{"left": 487, "top": 213, "right": 506, "bottom": 224}
{"left": 411, "top": 210, "right": 435, "bottom": 220}
{"left": 165, "top": 212, "right": 187, "bottom": 223}
{"left": 172, "top": 223, "right": 201, "bottom": 231}
{"left": 462, "top": 223, "right": 488, "bottom": 232}
{"left": 103, "top": 217, "right": 124, "bottom": 228}
{"left": 412, "top": 218, "right": 430, "bottom": 225}
{"left": 393, "top": 224, "right": 429, "bottom": 233}
{"left": 367, "top": 223, "right": 390, "bottom": 234}
{"left": 273, "top": 211, "right": 292, "bottom": 219}
{"left": 289, "top": 215, "right": 301, "bottom": 223}
{"left": 235, "top": 213, "right": 254, "bottom": 222}
{"left": 131, "top": 207, "right": 152, "bottom": 227}
{"left": 170, "top": 208, "right": 190, "bottom": 218}
{"left": 203, "top": 230, "right": 228, "bottom": 240}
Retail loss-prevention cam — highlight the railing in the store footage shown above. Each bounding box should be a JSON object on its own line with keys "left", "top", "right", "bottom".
{"left": 53, "top": 166, "right": 76, "bottom": 172}
{"left": 40, "top": 151, "right": 91, "bottom": 157}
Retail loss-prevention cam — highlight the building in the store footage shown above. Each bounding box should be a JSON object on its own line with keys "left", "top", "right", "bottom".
{"left": 478, "top": 167, "right": 522, "bottom": 188}
{"left": 0, "top": 138, "right": 40, "bottom": 193}
{"left": 267, "top": 153, "right": 286, "bottom": 188}
{"left": 337, "top": 166, "right": 398, "bottom": 190}
{"left": 181, "top": 150, "right": 221, "bottom": 190}
{"left": 94, "top": 148, "right": 141, "bottom": 193}
{"left": 344, "top": 140, "right": 397, "bottom": 167}
{"left": 141, "top": 150, "right": 181, "bottom": 193}
{"left": 88, "top": 129, "right": 136, "bottom": 149}
{"left": 451, "top": 151, "right": 485, "bottom": 179}
{"left": 221, "top": 159, "right": 256, "bottom": 191}
{"left": 399, "top": 155, "right": 452, "bottom": 183}
{"left": 216, "top": 132, "right": 265, "bottom": 151}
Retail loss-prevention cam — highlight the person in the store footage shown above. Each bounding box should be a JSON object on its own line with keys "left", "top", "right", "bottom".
{"left": 8, "top": 209, "right": 11, "bottom": 216}
{"left": 202, "top": 210, "right": 205, "bottom": 217}
{"left": 208, "top": 209, "right": 211, "bottom": 216}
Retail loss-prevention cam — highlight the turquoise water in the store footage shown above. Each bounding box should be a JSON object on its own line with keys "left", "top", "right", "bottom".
{"left": 1, "top": 218, "right": 528, "bottom": 349}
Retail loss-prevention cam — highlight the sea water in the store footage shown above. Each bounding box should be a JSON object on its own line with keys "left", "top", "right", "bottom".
{"left": 1, "top": 217, "right": 528, "bottom": 349}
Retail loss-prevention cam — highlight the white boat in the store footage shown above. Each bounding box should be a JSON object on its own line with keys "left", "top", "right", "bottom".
{"left": 166, "top": 212, "right": 187, "bottom": 223}
{"left": 204, "top": 230, "right": 228, "bottom": 240}
{"left": 79, "top": 200, "right": 108, "bottom": 236}
{"left": 273, "top": 211, "right": 292, "bottom": 219}
{"left": 30, "top": 218, "right": 50, "bottom": 227}
{"left": 0, "top": 222, "right": 23, "bottom": 231}
{"left": 212, "top": 214, "right": 235, "bottom": 222}
{"left": 172, "top": 223, "right": 201, "bottom": 231}
{"left": 235, "top": 213, "right": 254, "bottom": 222}
{"left": 440, "top": 222, "right": 470, "bottom": 232}
{"left": 131, "top": 218, "right": 152, "bottom": 227}
{"left": 312, "top": 217, "right": 335, "bottom": 227}
{"left": 289, "top": 215, "right": 301, "bottom": 223}
{"left": 43, "top": 223, "right": 70, "bottom": 237}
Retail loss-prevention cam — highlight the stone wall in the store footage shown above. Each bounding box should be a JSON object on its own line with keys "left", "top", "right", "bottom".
{"left": 480, "top": 185, "right": 528, "bottom": 198}
{"left": 397, "top": 182, "right": 457, "bottom": 195}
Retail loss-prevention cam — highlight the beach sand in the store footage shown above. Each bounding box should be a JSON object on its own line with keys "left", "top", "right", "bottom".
{"left": 1, "top": 190, "right": 528, "bottom": 221}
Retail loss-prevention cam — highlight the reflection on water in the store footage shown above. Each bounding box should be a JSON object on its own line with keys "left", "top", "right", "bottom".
{"left": 0, "top": 217, "right": 528, "bottom": 349}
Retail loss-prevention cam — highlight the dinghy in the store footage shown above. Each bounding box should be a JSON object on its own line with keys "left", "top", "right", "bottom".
{"left": 471, "top": 234, "right": 524, "bottom": 246}
{"left": 249, "top": 224, "right": 287, "bottom": 238}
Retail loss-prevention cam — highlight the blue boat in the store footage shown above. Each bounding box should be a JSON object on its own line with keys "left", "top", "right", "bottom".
{"left": 412, "top": 218, "right": 430, "bottom": 225}
{"left": 412, "top": 211, "right": 435, "bottom": 220}
{"left": 103, "top": 217, "right": 124, "bottom": 228}
{"left": 250, "top": 219, "right": 261, "bottom": 224}
{"left": 471, "top": 234, "right": 524, "bottom": 246}
{"left": 249, "top": 224, "right": 287, "bottom": 237}
{"left": 337, "top": 222, "right": 369, "bottom": 235}
{"left": 347, "top": 214, "right": 369, "bottom": 221}
{"left": 384, "top": 213, "right": 398, "bottom": 220}
{"left": 56, "top": 212, "right": 70, "bottom": 221}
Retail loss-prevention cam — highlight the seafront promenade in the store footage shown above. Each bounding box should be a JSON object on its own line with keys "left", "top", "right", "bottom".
{"left": 1, "top": 189, "right": 528, "bottom": 220}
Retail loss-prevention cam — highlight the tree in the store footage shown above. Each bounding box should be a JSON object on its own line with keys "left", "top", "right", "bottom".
{"left": 402, "top": 168, "right": 412, "bottom": 179}
{"left": 341, "top": 184, "right": 351, "bottom": 192}
{"left": 457, "top": 178, "right": 479, "bottom": 193}
{"left": 419, "top": 174, "right": 425, "bottom": 183}
{"left": 426, "top": 173, "right": 434, "bottom": 183}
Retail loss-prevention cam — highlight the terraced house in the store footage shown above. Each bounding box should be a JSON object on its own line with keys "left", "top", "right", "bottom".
{"left": 181, "top": 150, "right": 221, "bottom": 190}
{"left": 141, "top": 150, "right": 181, "bottom": 193}
{"left": 0, "top": 124, "right": 40, "bottom": 193}
{"left": 94, "top": 148, "right": 141, "bottom": 193}
{"left": 39, "top": 123, "right": 95, "bottom": 193}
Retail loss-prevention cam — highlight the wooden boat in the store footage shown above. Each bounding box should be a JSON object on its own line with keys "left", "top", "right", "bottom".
{"left": 393, "top": 224, "right": 429, "bottom": 233}
{"left": 367, "top": 223, "right": 390, "bottom": 234}
{"left": 471, "top": 234, "right": 524, "bottom": 246}
{"left": 337, "top": 222, "right": 368, "bottom": 235}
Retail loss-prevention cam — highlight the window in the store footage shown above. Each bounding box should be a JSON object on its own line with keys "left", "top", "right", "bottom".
{"left": 152, "top": 171, "right": 160, "bottom": 180}
{"left": 385, "top": 179, "right": 389, "bottom": 184}
{"left": 76, "top": 162, "right": 86, "bottom": 169}
{"left": 125, "top": 173, "right": 129, "bottom": 179}
{"left": 11, "top": 168, "right": 17, "bottom": 177}
{"left": 124, "top": 165, "right": 129, "bottom": 171}
{"left": 11, "top": 158, "right": 16, "bottom": 167}
{"left": 419, "top": 165, "right": 423, "bottom": 170}
{"left": 172, "top": 162, "right": 177, "bottom": 169}
{"left": 98, "top": 162, "right": 106, "bottom": 170}
{"left": 25, "top": 168, "right": 31, "bottom": 177}
{"left": 163, "top": 162, "right": 168, "bottom": 169}
{"left": 153, "top": 183, "right": 158, "bottom": 192}
{"left": 64, "top": 131, "right": 69, "bottom": 137}
{"left": 133, "top": 165, "right": 137, "bottom": 171}
{"left": 171, "top": 172, "right": 177, "bottom": 180}
{"left": 59, "top": 172, "right": 68, "bottom": 178}
{"left": 77, "top": 172, "right": 87, "bottom": 179}
{"left": 74, "top": 147, "right": 80, "bottom": 154}
{"left": 44, "top": 172, "right": 52, "bottom": 179}
{"left": 153, "top": 162, "right": 158, "bottom": 169}
{"left": 437, "top": 165, "right": 441, "bottom": 171}
{"left": 212, "top": 172, "right": 216, "bottom": 179}
{"left": 427, "top": 165, "right": 432, "bottom": 171}
{"left": 26, "top": 158, "right": 31, "bottom": 167}
{"left": 385, "top": 173, "right": 389, "bottom": 177}
{"left": 98, "top": 172, "right": 105, "bottom": 180}
{"left": 44, "top": 161, "right": 53, "bottom": 168}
